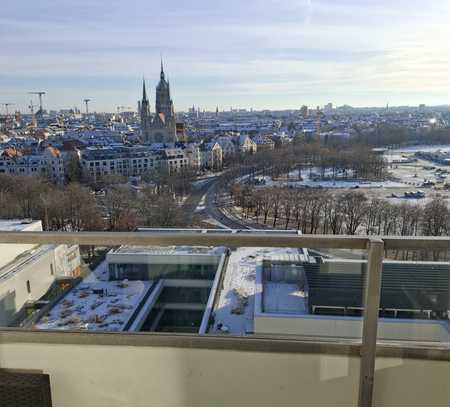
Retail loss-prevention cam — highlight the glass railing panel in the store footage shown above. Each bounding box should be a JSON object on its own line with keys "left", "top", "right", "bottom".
{"left": 376, "top": 248, "right": 450, "bottom": 345}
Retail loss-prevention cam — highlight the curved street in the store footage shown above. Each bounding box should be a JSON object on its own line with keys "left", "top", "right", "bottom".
{"left": 183, "top": 173, "right": 255, "bottom": 230}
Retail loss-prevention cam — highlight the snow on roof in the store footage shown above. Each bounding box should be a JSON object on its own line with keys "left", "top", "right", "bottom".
{"left": 35, "top": 280, "right": 152, "bottom": 332}
{"left": 110, "top": 245, "right": 226, "bottom": 257}
{"left": 263, "top": 253, "right": 306, "bottom": 263}
{"left": 210, "top": 247, "right": 302, "bottom": 335}
{"left": 0, "top": 219, "right": 41, "bottom": 232}
{"left": 263, "top": 283, "right": 306, "bottom": 315}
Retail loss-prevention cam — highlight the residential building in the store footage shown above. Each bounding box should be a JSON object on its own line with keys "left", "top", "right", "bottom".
{"left": 237, "top": 134, "right": 257, "bottom": 153}
{"left": 0, "top": 146, "right": 65, "bottom": 184}
{"left": 160, "top": 147, "right": 190, "bottom": 174}
{"left": 183, "top": 143, "right": 201, "bottom": 170}
{"left": 200, "top": 141, "right": 223, "bottom": 171}
{"left": 216, "top": 136, "right": 237, "bottom": 158}
{"left": 80, "top": 145, "right": 159, "bottom": 182}
{"left": 252, "top": 135, "right": 275, "bottom": 151}
{"left": 0, "top": 219, "right": 80, "bottom": 326}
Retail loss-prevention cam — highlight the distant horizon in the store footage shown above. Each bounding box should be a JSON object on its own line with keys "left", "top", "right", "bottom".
{"left": 14, "top": 101, "right": 450, "bottom": 116}
{"left": 2, "top": 1, "right": 450, "bottom": 112}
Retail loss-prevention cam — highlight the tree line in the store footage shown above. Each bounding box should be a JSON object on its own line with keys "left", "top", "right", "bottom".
{"left": 353, "top": 123, "right": 450, "bottom": 148}
{"left": 0, "top": 173, "right": 189, "bottom": 232}
{"left": 220, "top": 141, "right": 386, "bottom": 191}
{"left": 232, "top": 185, "right": 449, "bottom": 238}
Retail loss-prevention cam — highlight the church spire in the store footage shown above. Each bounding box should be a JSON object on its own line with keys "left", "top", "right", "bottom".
{"left": 142, "top": 78, "right": 148, "bottom": 101}
{"left": 160, "top": 58, "right": 165, "bottom": 80}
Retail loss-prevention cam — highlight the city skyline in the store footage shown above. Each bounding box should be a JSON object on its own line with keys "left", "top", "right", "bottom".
{"left": 2, "top": 0, "right": 450, "bottom": 112}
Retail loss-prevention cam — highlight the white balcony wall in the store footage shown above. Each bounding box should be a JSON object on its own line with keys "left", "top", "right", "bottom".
{"left": 0, "top": 341, "right": 448, "bottom": 407}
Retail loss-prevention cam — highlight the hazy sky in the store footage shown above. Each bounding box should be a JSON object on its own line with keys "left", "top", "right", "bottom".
{"left": 2, "top": 0, "right": 450, "bottom": 112}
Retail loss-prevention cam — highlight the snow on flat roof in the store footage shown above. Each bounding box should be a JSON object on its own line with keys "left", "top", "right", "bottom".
{"left": 0, "top": 219, "right": 41, "bottom": 231}
{"left": 110, "top": 245, "right": 226, "bottom": 256}
{"left": 35, "top": 280, "right": 152, "bottom": 332}
{"left": 83, "top": 260, "right": 109, "bottom": 283}
{"left": 263, "top": 283, "right": 306, "bottom": 315}
{"left": 210, "top": 247, "right": 302, "bottom": 335}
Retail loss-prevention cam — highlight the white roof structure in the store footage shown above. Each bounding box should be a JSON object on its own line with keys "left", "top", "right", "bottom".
{"left": 0, "top": 219, "right": 42, "bottom": 232}
{"left": 210, "top": 247, "right": 304, "bottom": 335}
{"left": 110, "top": 245, "right": 226, "bottom": 256}
{"left": 36, "top": 280, "right": 152, "bottom": 332}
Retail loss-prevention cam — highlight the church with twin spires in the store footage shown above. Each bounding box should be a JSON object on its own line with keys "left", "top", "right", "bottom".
{"left": 140, "top": 60, "right": 177, "bottom": 144}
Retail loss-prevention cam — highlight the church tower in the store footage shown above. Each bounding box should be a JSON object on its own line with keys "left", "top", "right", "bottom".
{"left": 140, "top": 60, "right": 178, "bottom": 144}
{"left": 155, "top": 60, "right": 175, "bottom": 126}
{"left": 140, "top": 79, "right": 151, "bottom": 137}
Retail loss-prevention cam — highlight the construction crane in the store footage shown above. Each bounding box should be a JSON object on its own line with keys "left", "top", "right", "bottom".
{"left": 83, "top": 99, "right": 91, "bottom": 114}
{"left": 1, "top": 103, "right": 15, "bottom": 116}
{"left": 28, "top": 100, "right": 38, "bottom": 128}
{"left": 28, "top": 100, "right": 37, "bottom": 115}
{"left": 28, "top": 91, "right": 46, "bottom": 114}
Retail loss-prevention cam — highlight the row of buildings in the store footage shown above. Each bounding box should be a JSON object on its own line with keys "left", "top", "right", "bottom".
{"left": 79, "top": 133, "right": 263, "bottom": 181}
{"left": 0, "top": 131, "right": 268, "bottom": 184}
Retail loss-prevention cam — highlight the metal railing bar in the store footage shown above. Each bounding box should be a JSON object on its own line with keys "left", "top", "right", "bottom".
{"left": 0, "top": 231, "right": 370, "bottom": 249}
{"left": 382, "top": 236, "right": 450, "bottom": 251}
{"left": 358, "top": 239, "right": 384, "bottom": 407}
{"left": 0, "top": 329, "right": 361, "bottom": 356}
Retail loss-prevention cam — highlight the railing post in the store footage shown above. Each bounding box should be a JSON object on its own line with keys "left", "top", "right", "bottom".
{"left": 358, "top": 238, "right": 384, "bottom": 407}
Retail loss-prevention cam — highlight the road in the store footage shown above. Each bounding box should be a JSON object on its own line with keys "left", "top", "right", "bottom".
{"left": 184, "top": 172, "right": 270, "bottom": 230}
{"left": 182, "top": 177, "right": 218, "bottom": 226}
{"left": 182, "top": 173, "right": 253, "bottom": 229}
{"left": 204, "top": 181, "right": 252, "bottom": 229}
{"left": 185, "top": 175, "right": 368, "bottom": 260}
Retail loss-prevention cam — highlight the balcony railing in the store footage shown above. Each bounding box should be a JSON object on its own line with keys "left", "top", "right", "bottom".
{"left": 0, "top": 230, "right": 448, "bottom": 407}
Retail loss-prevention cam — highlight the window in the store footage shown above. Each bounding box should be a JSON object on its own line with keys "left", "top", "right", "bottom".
{"left": 50, "top": 264, "right": 54, "bottom": 276}
{"left": 26, "top": 280, "right": 31, "bottom": 294}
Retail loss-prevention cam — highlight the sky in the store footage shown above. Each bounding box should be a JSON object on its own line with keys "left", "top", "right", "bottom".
{"left": 2, "top": 0, "right": 450, "bottom": 112}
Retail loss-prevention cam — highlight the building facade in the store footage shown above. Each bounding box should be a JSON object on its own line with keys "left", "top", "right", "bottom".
{"left": 200, "top": 142, "right": 223, "bottom": 171}
{"left": 80, "top": 145, "right": 160, "bottom": 182}
{"left": 0, "top": 146, "right": 65, "bottom": 184}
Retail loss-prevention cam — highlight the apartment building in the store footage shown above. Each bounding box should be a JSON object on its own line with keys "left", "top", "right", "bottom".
{"left": 0, "top": 219, "right": 80, "bottom": 326}
{"left": 80, "top": 145, "right": 160, "bottom": 181}
{"left": 199, "top": 141, "right": 223, "bottom": 171}
{"left": 0, "top": 146, "right": 65, "bottom": 184}
{"left": 160, "top": 147, "right": 191, "bottom": 174}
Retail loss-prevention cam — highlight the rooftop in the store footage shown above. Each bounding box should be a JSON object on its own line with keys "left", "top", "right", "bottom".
{"left": 110, "top": 245, "right": 227, "bottom": 256}
{"left": 0, "top": 219, "right": 41, "bottom": 232}
{"left": 263, "top": 282, "right": 307, "bottom": 315}
{"left": 35, "top": 280, "right": 152, "bottom": 332}
{"left": 210, "top": 247, "right": 305, "bottom": 335}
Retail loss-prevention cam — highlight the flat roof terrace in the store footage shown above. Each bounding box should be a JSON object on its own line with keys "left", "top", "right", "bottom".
{"left": 263, "top": 282, "right": 307, "bottom": 315}
{"left": 35, "top": 280, "right": 153, "bottom": 332}
{"left": 0, "top": 219, "right": 42, "bottom": 232}
{"left": 110, "top": 245, "right": 226, "bottom": 256}
{"left": 210, "top": 247, "right": 305, "bottom": 335}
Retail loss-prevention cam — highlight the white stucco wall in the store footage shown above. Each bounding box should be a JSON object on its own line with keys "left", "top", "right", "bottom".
{"left": 0, "top": 220, "right": 42, "bottom": 272}
{"left": 0, "top": 248, "right": 55, "bottom": 326}
{"left": 0, "top": 341, "right": 448, "bottom": 407}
